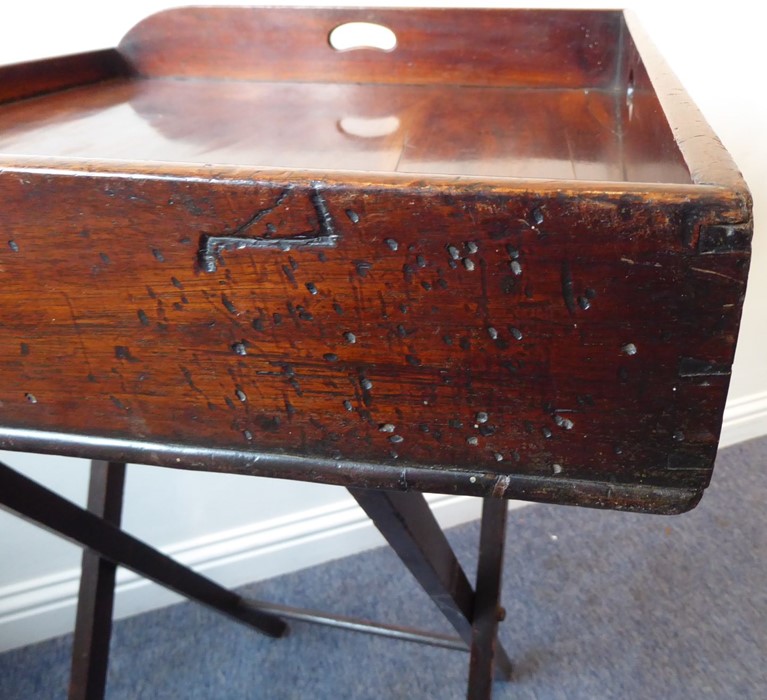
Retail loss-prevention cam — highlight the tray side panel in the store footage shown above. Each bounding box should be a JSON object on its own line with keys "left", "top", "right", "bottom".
{"left": 0, "top": 170, "right": 750, "bottom": 513}
{"left": 119, "top": 7, "right": 621, "bottom": 88}
{"left": 621, "top": 11, "right": 750, "bottom": 192}
{"left": 0, "top": 50, "right": 131, "bottom": 106}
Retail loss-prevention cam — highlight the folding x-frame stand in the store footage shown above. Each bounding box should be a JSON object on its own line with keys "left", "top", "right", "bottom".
{"left": 0, "top": 459, "right": 512, "bottom": 699}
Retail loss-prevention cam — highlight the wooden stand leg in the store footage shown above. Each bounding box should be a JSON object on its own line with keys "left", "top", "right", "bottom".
{"left": 348, "top": 488, "right": 513, "bottom": 685}
{"left": 0, "top": 460, "right": 288, "bottom": 642}
{"left": 68, "top": 461, "right": 126, "bottom": 700}
{"left": 467, "top": 498, "right": 511, "bottom": 700}
{"left": 2, "top": 458, "right": 512, "bottom": 698}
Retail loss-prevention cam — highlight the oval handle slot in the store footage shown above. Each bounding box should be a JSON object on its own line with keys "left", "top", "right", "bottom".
{"left": 338, "top": 115, "right": 401, "bottom": 139}
{"left": 328, "top": 22, "right": 397, "bottom": 52}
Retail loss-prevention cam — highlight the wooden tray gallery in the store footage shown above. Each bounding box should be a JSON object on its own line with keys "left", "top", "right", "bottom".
{"left": 0, "top": 7, "right": 751, "bottom": 513}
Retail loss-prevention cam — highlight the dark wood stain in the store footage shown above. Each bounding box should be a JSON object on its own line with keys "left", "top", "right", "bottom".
{"left": 0, "top": 6, "right": 751, "bottom": 516}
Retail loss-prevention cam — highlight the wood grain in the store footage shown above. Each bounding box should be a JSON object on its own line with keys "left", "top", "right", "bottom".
{"left": 0, "top": 7, "right": 751, "bottom": 513}
{"left": 0, "top": 78, "right": 690, "bottom": 184}
{"left": 0, "top": 168, "right": 749, "bottom": 512}
{"left": 120, "top": 8, "right": 622, "bottom": 88}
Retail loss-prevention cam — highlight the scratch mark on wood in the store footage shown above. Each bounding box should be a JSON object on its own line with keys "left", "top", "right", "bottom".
{"left": 561, "top": 260, "right": 576, "bottom": 313}
{"left": 282, "top": 264, "right": 298, "bottom": 288}
{"left": 61, "top": 292, "right": 96, "bottom": 378}
{"left": 109, "top": 395, "right": 128, "bottom": 411}
{"left": 492, "top": 474, "right": 511, "bottom": 498}
{"left": 180, "top": 366, "right": 204, "bottom": 394}
{"left": 238, "top": 188, "right": 292, "bottom": 234}
{"left": 678, "top": 357, "right": 730, "bottom": 377}
{"left": 221, "top": 294, "right": 238, "bottom": 315}
{"left": 621, "top": 257, "right": 662, "bottom": 267}
{"left": 689, "top": 267, "right": 743, "bottom": 284}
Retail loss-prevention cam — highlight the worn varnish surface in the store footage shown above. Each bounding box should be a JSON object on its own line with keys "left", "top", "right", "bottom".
{"left": 120, "top": 8, "right": 622, "bottom": 88}
{"left": 0, "top": 79, "right": 689, "bottom": 184}
{"left": 0, "top": 8, "right": 752, "bottom": 513}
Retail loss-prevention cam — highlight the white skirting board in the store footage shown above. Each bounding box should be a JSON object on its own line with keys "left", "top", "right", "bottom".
{"left": 2, "top": 394, "right": 767, "bottom": 653}
{"left": 719, "top": 391, "right": 767, "bottom": 448}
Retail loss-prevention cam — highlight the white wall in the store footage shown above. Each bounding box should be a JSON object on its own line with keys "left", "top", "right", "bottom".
{"left": 0, "top": 0, "right": 765, "bottom": 652}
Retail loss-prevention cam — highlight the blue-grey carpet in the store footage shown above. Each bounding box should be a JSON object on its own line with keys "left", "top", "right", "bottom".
{"left": 1, "top": 437, "right": 766, "bottom": 699}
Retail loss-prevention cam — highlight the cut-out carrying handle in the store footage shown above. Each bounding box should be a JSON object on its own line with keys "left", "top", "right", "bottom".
{"left": 328, "top": 22, "right": 397, "bottom": 52}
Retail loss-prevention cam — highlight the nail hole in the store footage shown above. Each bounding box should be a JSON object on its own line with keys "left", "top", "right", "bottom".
{"left": 554, "top": 415, "right": 574, "bottom": 430}
{"left": 329, "top": 21, "right": 397, "bottom": 52}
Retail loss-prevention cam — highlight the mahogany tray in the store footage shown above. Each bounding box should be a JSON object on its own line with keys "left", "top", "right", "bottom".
{"left": 0, "top": 7, "right": 752, "bottom": 514}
